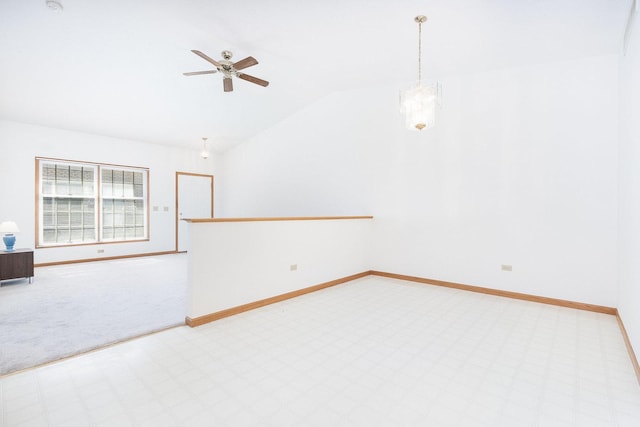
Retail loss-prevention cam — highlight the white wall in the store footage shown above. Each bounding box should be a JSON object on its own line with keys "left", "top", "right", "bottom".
{"left": 618, "top": 7, "right": 640, "bottom": 360}
{"left": 0, "top": 120, "right": 219, "bottom": 264}
{"left": 219, "top": 54, "right": 619, "bottom": 307}
{"left": 187, "top": 218, "right": 372, "bottom": 319}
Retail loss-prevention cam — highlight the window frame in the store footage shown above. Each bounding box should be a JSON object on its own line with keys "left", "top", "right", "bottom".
{"left": 36, "top": 157, "right": 150, "bottom": 248}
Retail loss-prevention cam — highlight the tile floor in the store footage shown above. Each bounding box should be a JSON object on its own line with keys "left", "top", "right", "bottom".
{"left": 1, "top": 276, "right": 640, "bottom": 426}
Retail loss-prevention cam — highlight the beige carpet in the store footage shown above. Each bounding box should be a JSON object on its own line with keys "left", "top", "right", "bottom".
{"left": 0, "top": 253, "right": 187, "bottom": 375}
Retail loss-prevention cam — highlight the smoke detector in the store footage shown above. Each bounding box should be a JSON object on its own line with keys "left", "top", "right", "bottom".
{"left": 45, "top": 1, "right": 63, "bottom": 12}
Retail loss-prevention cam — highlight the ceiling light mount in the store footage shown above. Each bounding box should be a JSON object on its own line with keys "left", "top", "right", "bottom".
{"left": 415, "top": 15, "right": 427, "bottom": 24}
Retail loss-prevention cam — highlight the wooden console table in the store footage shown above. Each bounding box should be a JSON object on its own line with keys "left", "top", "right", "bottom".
{"left": 0, "top": 248, "right": 34, "bottom": 284}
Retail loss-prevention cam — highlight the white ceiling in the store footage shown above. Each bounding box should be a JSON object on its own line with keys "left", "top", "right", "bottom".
{"left": 0, "top": 0, "right": 632, "bottom": 152}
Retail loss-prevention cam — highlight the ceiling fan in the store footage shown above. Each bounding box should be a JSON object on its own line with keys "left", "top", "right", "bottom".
{"left": 183, "top": 50, "right": 269, "bottom": 92}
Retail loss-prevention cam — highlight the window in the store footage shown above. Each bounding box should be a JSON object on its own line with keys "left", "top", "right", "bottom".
{"left": 37, "top": 158, "right": 149, "bottom": 247}
{"left": 101, "top": 168, "right": 146, "bottom": 240}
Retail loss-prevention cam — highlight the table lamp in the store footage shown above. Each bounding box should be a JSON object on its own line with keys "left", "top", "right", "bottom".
{"left": 0, "top": 221, "right": 20, "bottom": 251}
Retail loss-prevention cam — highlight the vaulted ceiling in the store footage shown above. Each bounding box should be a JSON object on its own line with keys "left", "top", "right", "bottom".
{"left": 0, "top": 0, "right": 632, "bottom": 152}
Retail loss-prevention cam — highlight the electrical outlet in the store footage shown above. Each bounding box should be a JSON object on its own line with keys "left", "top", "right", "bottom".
{"left": 290, "top": 264, "right": 297, "bottom": 271}
{"left": 97, "top": 249, "right": 104, "bottom": 254}
{"left": 153, "top": 206, "right": 159, "bottom": 211}
{"left": 501, "top": 264, "right": 512, "bottom": 272}
{"left": 163, "top": 206, "right": 169, "bottom": 212}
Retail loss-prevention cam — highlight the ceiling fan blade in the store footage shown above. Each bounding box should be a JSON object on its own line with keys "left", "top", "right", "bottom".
{"left": 237, "top": 73, "right": 269, "bottom": 87}
{"left": 182, "top": 70, "right": 217, "bottom": 76}
{"left": 191, "top": 50, "right": 221, "bottom": 67}
{"left": 233, "top": 56, "right": 258, "bottom": 70}
{"left": 223, "top": 77, "right": 233, "bottom": 92}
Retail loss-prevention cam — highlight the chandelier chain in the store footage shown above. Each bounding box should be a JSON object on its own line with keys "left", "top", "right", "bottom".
{"left": 418, "top": 20, "right": 422, "bottom": 84}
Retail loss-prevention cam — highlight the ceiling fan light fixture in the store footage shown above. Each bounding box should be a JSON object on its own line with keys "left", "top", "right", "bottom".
{"left": 200, "top": 137, "right": 209, "bottom": 159}
{"left": 400, "top": 15, "right": 441, "bottom": 131}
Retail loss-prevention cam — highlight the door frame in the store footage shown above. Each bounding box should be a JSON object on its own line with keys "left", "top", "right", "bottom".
{"left": 175, "top": 171, "right": 214, "bottom": 252}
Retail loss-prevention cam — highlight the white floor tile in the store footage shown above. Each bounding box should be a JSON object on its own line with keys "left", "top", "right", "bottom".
{"left": 2, "top": 276, "right": 640, "bottom": 426}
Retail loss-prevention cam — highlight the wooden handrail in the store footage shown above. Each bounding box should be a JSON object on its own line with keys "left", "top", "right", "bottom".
{"left": 182, "top": 216, "right": 373, "bottom": 223}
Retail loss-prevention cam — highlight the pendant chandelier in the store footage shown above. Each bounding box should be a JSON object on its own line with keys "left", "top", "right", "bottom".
{"left": 200, "top": 137, "right": 209, "bottom": 159}
{"left": 400, "top": 15, "right": 441, "bottom": 131}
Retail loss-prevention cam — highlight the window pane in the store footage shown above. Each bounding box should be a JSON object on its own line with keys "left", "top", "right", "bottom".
{"left": 135, "top": 200, "right": 144, "bottom": 226}
{"left": 102, "top": 226, "right": 113, "bottom": 240}
{"left": 42, "top": 164, "right": 56, "bottom": 195}
{"left": 84, "top": 199, "right": 95, "bottom": 230}
{"left": 113, "top": 170, "right": 123, "bottom": 197}
{"left": 83, "top": 168, "right": 95, "bottom": 195}
{"left": 69, "top": 166, "right": 83, "bottom": 196}
{"left": 56, "top": 214, "right": 69, "bottom": 226}
{"left": 43, "top": 197, "right": 54, "bottom": 227}
{"left": 114, "top": 199, "right": 124, "bottom": 226}
{"left": 124, "top": 171, "right": 134, "bottom": 197}
{"left": 102, "top": 169, "right": 112, "bottom": 198}
{"left": 70, "top": 212, "right": 83, "bottom": 227}
{"left": 114, "top": 227, "right": 125, "bottom": 239}
{"left": 124, "top": 200, "right": 135, "bottom": 225}
{"left": 56, "top": 198, "right": 70, "bottom": 226}
{"left": 83, "top": 212, "right": 94, "bottom": 226}
{"left": 55, "top": 165, "right": 69, "bottom": 195}
{"left": 56, "top": 227, "right": 70, "bottom": 243}
{"left": 70, "top": 199, "right": 83, "bottom": 226}
{"left": 43, "top": 229, "right": 56, "bottom": 243}
{"left": 133, "top": 172, "right": 144, "bottom": 197}
{"left": 70, "top": 228, "right": 84, "bottom": 241}
{"left": 84, "top": 227, "right": 96, "bottom": 240}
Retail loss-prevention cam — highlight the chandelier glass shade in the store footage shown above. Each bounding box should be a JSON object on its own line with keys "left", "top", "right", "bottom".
{"left": 400, "top": 82, "right": 439, "bottom": 131}
{"left": 400, "top": 15, "right": 440, "bottom": 131}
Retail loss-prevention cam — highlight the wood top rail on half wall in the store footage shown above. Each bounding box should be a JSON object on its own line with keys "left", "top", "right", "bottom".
{"left": 182, "top": 216, "right": 374, "bottom": 223}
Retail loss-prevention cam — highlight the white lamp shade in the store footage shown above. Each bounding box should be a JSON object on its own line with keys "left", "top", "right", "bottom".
{"left": 0, "top": 221, "right": 20, "bottom": 233}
